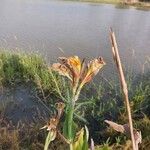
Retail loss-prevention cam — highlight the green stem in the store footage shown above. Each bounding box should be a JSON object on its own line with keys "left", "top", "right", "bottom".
{"left": 66, "top": 79, "right": 81, "bottom": 150}
{"left": 69, "top": 143, "right": 73, "bottom": 150}
{"left": 67, "top": 104, "right": 74, "bottom": 140}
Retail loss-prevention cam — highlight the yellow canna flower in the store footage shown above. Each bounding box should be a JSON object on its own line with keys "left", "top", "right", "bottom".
{"left": 81, "top": 57, "right": 105, "bottom": 86}
{"left": 59, "top": 56, "right": 82, "bottom": 78}
{"left": 66, "top": 56, "right": 83, "bottom": 87}
{"left": 52, "top": 56, "right": 83, "bottom": 87}
{"left": 68, "top": 56, "right": 82, "bottom": 76}
{"left": 51, "top": 56, "right": 105, "bottom": 94}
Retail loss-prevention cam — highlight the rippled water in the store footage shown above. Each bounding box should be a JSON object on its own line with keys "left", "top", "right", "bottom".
{"left": 0, "top": 0, "right": 150, "bottom": 76}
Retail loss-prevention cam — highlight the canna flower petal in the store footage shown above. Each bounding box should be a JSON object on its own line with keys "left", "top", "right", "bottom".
{"left": 41, "top": 103, "right": 64, "bottom": 131}
{"left": 87, "top": 57, "right": 105, "bottom": 77}
{"left": 81, "top": 57, "right": 105, "bottom": 85}
{"left": 47, "top": 118, "right": 59, "bottom": 131}
{"left": 59, "top": 56, "right": 83, "bottom": 87}
{"left": 51, "top": 56, "right": 105, "bottom": 91}
{"left": 51, "top": 63, "right": 72, "bottom": 81}
{"left": 41, "top": 117, "right": 59, "bottom": 131}
{"left": 59, "top": 56, "right": 82, "bottom": 77}
{"left": 68, "top": 56, "right": 82, "bottom": 76}
{"left": 67, "top": 56, "right": 83, "bottom": 87}
{"left": 41, "top": 102, "right": 65, "bottom": 144}
{"left": 40, "top": 125, "right": 48, "bottom": 130}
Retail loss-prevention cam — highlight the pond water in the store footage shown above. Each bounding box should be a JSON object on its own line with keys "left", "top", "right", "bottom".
{"left": 0, "top": 0, "right": 150, "bottom": 122}
{"left": 0, "top": 85, "right": 51, "bottom": 123}
{"left": 0, "top": 0, "right": 150, "bottom": 76}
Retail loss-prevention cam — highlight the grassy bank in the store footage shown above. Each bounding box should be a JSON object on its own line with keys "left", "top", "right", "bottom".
{"left": 127, "top": 2, "right": 150, "bottom": 10}
{"left": 0, "top": 52, "right": 150, "bottom": 149}
{"left": 0, "top": 52, "right": 63, "bottom": 95}
{"left": 64, "top": 0, "right": 150, "bottom": 9}
{"left": 68, "top": 0, "right": 120, "bottom": 4}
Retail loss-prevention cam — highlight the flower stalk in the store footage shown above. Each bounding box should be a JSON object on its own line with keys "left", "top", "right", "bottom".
{"left": 50, "top": 55, "right": 105, "bottom": 149}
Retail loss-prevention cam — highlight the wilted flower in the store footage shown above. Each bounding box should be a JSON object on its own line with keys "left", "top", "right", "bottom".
{"left": 41, "top": 102, "right": 65, "bottom": 141}
{"left": 51, "top": 56, "right": 105, "bottom": 90}
{"left": 80, "top": 57, "right": 105, "bottom": 87}
{"left": 51, "top": 63, "right": 72, "bottom": 81}
{"left": 55, "top": 102, "right": 65, "bottom": 119}
{"left": 59, "top": 56, "right": 82, "bottom": 78}
{"left": 40, "top": 117, "right": 58, "bottom": 142}
{"left": 41, "top": 117, "right": 58, "bottom": 131}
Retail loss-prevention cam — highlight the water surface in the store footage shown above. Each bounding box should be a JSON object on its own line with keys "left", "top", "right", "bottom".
{"left": 0, "top": 0, "right": 150, "bottom": 76}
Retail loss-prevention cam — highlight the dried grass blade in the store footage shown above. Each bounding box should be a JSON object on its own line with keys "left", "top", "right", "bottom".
{"left": 110, "top": 29, "right": 137, "bottom": 150}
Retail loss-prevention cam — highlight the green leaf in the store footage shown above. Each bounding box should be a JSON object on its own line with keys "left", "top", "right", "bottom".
{"left": 73, "top": 128, "right": 84, "bottom": 150}
{"left": 74, "top": 113, "right": 88, "bottom": 123}
{"left": 44, "top": 131, "right": 56, "bottom": 150}
{"left": 82, "top": 126, "right": 89, "bottom": 150}
{"left": 72, "top": 127, "right": 89, "bottom": 150}
{"left": 75, "top": 101, "right": 93, "bottom": 111}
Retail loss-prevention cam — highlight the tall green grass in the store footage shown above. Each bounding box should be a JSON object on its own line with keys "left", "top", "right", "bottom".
{"left": 0, "top": 52, "right": 149, "bottom": 149}
{"left": 78, "top": 71, "right": 150, "bottom": 148}
{"left": 0, "top": 52, "right": 63, "bottom": 95}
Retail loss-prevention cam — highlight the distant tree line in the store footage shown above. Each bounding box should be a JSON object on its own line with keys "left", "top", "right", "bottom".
{"left": 123, "top": 0, "right": 150, "bottom": 2}
{"left": 140, "top": 0, "right": 150, "bottom": 2}
{"left": 123, "top": 0, "right": 138, "bottom": 3}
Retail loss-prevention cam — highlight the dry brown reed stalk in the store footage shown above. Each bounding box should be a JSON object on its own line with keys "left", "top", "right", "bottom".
{"left": 110, "top": 29, "right": 136, "bottom": 150}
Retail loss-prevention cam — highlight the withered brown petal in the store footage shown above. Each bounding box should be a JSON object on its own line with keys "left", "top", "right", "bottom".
{"left": 51, "top": 63, "right": 72, "bottom": 80}
{"left": 105, "top": 120, "right": 142, "bottom": 145}
{"left": 105, "top": 120, "right": 125, "bottom": 133}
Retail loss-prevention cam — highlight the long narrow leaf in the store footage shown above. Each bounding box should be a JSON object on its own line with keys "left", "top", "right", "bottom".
{"left": 74, "top": 113, "right": 88, "bottom": 123}
{"left": 73, "top": 128, "right": 84, "bottom": 150}
{"left": 82, "top": 126, "right": 89, "bottom": 150}
{"left": 75, "top": 101, "right": 93, "bottom": 111}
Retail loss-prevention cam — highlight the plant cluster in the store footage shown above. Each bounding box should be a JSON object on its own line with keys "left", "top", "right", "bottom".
{"left": 42, "top": 56, "right": 105, "bottom": 150}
